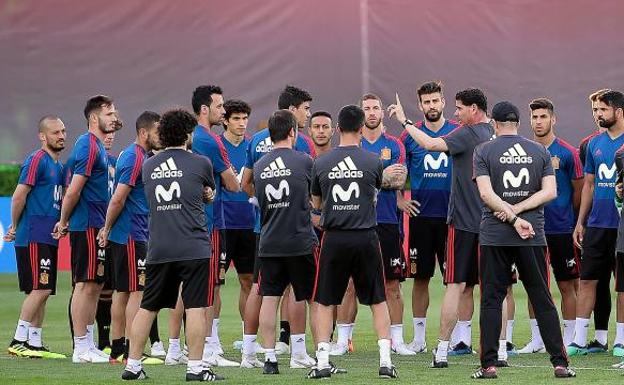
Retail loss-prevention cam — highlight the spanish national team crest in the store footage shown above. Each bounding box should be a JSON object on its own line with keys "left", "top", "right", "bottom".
{"left": 138, "top": 272, "right": 146, "bottom": 286}
{"left": 551, "top": 156, "right": 560, "bottom": 170}
{"left": 380, "top": 148, "right": 391, "bottom": 160}
{"left": 97, "top": 262, "right": 105, "bottom": 277}
{"left": 39, "top": 271, "right": 49, "bottom": 285}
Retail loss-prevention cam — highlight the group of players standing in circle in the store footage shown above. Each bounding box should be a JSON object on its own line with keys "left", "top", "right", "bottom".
{"left": 5, "top": 81, "right": 624, "bottom": 380}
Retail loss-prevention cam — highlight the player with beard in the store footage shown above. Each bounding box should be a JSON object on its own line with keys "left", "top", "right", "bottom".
{"left": 400, "top": 81, "right": 459, "bottom": 353}
{"left": 5, "top": 116, "right": 66, "bottom": 359}
{"left": 53, "top": 95, "right": 118, "bottom": 363}
{"left": 570, "top": 90, "right": 624, "bottom": 356}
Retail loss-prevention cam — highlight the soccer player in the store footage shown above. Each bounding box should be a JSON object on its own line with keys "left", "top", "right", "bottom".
{"left": 240, "top": 85, "right": 317, "bottom": 368}
{"left": 309, "top": 104, "right": 397, "bottom": 379}
{"left": 571, "top": 90, "right": 624, "bottom": 356}
{"left": 515, "top": 98, "right": 582, "bottom": 352}
{"left": 121, "top": 109, "right": 221, "bottom": 381}
{"left": 612, "top": 131, "right": 624, "bottom": 366}
{"left": 54, "top": 95, "right": 118, "bottom": 363}
{"left": 308, "top": 111, "right": 335, "bottom": 157}
{"left": 5, "top": 116, "right": 66, "bottom": 359}
{"left": 388, "top": 88, "right": 494, "bottom": 367}
{"left": 191, "top": 85, "right": 240, "bottom": 367}
{"left": 96, "top": 111, "right": 161, "bottom": 362}
{"left": 359, "top": 93, "right": 411, "bottom": 355}
{"left": 472, "top": 101, "right": 573, "bottom": 379}
{"left": 400, "top": 81, "right": 458, "bottom": 353}
{"left": 254, "top": 110, "right": 319, "bottom": 375}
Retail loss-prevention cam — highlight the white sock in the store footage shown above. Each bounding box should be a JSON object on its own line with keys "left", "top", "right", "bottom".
{"left": 242, "top": 334, "right": 257, "bottom": 356}
{"left": 336, "top": 324, "right": 349, "bottom": 346}
{"left": 347, "top": 323, "right": 355, "bottom": 340}
{"left": 86, "top": 324, "right": 95, "bottom": 349}
{"left": 615, "top": 323, "right": 624, "bottom": 346}
{"left": 378, "top": 338, "right": 392, "bottom": 367}
{"left": 390, "top": 324, "right": 404, "bottom": 347}
{"left": 264, "top": 348, "right": 277, "bottom": 363}
{"left": 506, "top": 320, "right": 514, "bottom": 344}
{"left": 412, "top": 317, "right": 427, "bottom": 346}
{"left": 291, "top": 333, "right": 306, "bottom": 355}
{"left": 126, "top": 357, "right": 142, "bottom": 373}
{"left": 573, "top": 318, "right": 590, "bottom": 347}
{"left": 168, "top": 338, "right": 181, "bottom": 355}
{"left": 316, "top": 342, "right": 330, "bottom": 369}
{"left": 450, "top": 323, "right": 460, "bottom": 347}
{"left": 595, "top": 329, "right": 608, "bottom": 346}
{"left": 74, "top": 335, "right": 89, "bottom": 353}
{"left": 435, "top": 340, "right": 449, "bottom": 362}
{"left": 497, "top": 339, "right": 508, "bottom": 361}
{"left": 203, "top": 337, "right": 213, "bottom": 355}
{"left": 28, "top": 327, "right": 42, "bottom": 348}
{"left": 460, "top": 321, "right": 472, "bottom": 346}
{"left": 529, "top": 319, "right": 543, "bottom": 346}
{"left": 211, "top": 319, "right": 220, "bottom": 345}
{"left": 14, "top": 319, "right": 30, "bottom": 342}
{"left": 563, "top": 320, "right": 575, "bottom": 346}
{"left": 186, "top": 359, "right": 203, "bottom": 374}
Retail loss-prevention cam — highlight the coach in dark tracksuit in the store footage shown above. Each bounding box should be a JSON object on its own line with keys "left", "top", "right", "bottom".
{"left": 472, "top": 102, "right": 574, "bottom": 379}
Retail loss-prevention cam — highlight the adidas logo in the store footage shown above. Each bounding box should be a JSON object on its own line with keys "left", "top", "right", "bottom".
{"left": 328, "top": 156, "right": 363, "bottom": 179}
{"left": 255, "top": 137, "right": 273, "bottom": 154}
{"left": 260, "top": 157, "right": 291, "bottom": 179}
{"left": 499, "top": 143, "right": 533, "bottom": 164}
{"left": 151, "top": 157, "right": 183, "bottom": 179}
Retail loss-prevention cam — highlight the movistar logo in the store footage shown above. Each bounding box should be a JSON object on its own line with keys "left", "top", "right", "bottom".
{"left": 151, "top": 157, "right": 183, "bottom": 179}
{"left": 265, "top": 179, "right": 290, "bottom": 202}
{"left": 423, "top": 152, "right": 448, "bottom": 170}
{"left": 328, "top": 156, "right": 363, "bottom": 179}
{"left": 503, "top": 168, "right": 530, "bottom": 188}
{"left": 499, "top": 143, "right": 533, "bottom": 164}
{"left": 155, "top": 181, "right": 181, "bottom": 203}
{"left": 332, "top": 182, "right": 360, "bottom": 202}
{"left": 598, "top": 163, "right": 616, "bottom": 180}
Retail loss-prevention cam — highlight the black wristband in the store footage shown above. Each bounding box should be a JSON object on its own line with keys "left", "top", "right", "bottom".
{"left": 510, "top": 215, "right": 518, "bottom": 225}
{"left": 402, "top": 119, "right": 413, "bottom": 128}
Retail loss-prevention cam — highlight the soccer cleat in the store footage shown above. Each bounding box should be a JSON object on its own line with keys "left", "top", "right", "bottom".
{"left": 448, "top": 342, "right": 473, "bottom": 356}
{"left": 392, "top": 343, "right": 417, "bottom": 355}
{"left": 240, "top": 354, "right": 263, "bottom": 368}
{"left": 203, "top": 353, "right": 239, "bottom": 367}
{"left": 72, "top": 348, "right": 111, "bottom": 363}
{"left": 611, "top": 360, "right": 624, "bottom": 369}
{"left": 587, "top": 339, "right": 608, "bottom": 353}
{"left": 506, "top": 342, "right": 518, "bottom": 356}
{"left": 8, "top": 340, "right": 34, "bottom": 357}
{"left": 495, "top": 360, "right": 509, "bottom": 367}
{"left": 165, "top": 351, "right": 188, "bottom": 365}
{"left": 613, "top": 343, "right": 624, "bottom": 357}
{"left": 121, "top": 368, "right": 148, "bottom": 380}
{"left": 263, "top": 360, "right": 279, "bottom": 374}
{"left": 406, "top": 340, "right": 427, "bottom": 353}
{"left": 379, "top": 366, "right": 398, "bottom": 379}
{"left": 185, "top": 368, "right": 225, "bottom": 382}
{"left": 329, "top": 361, "right": 347, "bottom": 374}
{"left": 430, "top": 349, "right": 448, "bottom": 368}
{"left": 471, "top": 366, "right": 497, "bottom": 379}
{"left": 566, "top": 343, "right": 588, "bottom": 356}
{"left": 554, "top": 366, "right": 576, "bottom": 378}
{"left": 141, "top": 355, "right": 164, "bottom": 365}
{"left": 275, "top": 341, "right": 290, "bottom": 355}
{"left": 329, "top": 342, "right": 348, "bottom": 356}
{"left": 91, "top": 347, "right": 112, "bottom": 359}
{"left": 150, "top": 341, "right": 166, "bottom": 358}
{"left": 212, "top": 343, "right": 224, "bottom": 356}
{"left": 517, "top": 342, "right": 546, "bottom": 354}
{"left": 307, "top": 367, "right": 331, "bottom": 379}
{"left": 290, "top": 352, "right": 316, "bottom": 368}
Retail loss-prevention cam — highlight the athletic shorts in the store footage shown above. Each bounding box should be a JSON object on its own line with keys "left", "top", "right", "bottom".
{"left": 258, "top": 255, "right": 316, "bottom": 301}
{"left": 546, "top": 233, "right": 580, "bottom": 282}
{"left": 211, "top": 229, "right": 226, "bottom": 286}
{"left": 70, "top": 228, "right": 107, "bottom": 284}
{"left": 444, "top": 225, "right": 479, "bottom": 286}
{"left": 375, "top": 223, "right": 405, "bottom": 281}
{"left": 615, "top": 253, "right": 624, "bottom": 292}
{"left": 110, "top": 239, "right": 147, "bottom": 292}
{"left": 313, "top": 228, "right": 386, "bottom": 306}
{"left": 407, "top": 216, "right": 447, "bottom": 279}
{"left": 580, "top": 227, "right": 617, "bottom": 281}
{"left": 140, "top": 258, "right": 212, "bottom": 311}
{"left": 15, "top": 243, "right": 58, "bottom": 294}
{"left": 221, "top": 229, "right": 256, "bottom": 275}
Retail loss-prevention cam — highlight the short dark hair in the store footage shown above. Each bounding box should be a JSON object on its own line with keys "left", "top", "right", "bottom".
{"left": 310, "top": 111, "right": 332, "bottom": 121}
{"left": 360, "top": 93, "right": 383, "bottom": 108}
{"left": 597, "top": 90, "right": 624, "bottom": 111}
{"left": 277, "top": 85, "right": 312, "bottom": 109}
{"left": 191, "top": 85, "right": 223, "bottom": 115}
{"left": 337, "top": 105, "right": 365, "bottom": 133}
{"left": 529, "top": 98, "right": 554, "bottom": 114}
{"left": 417, "top": 81, "right": 443, "bottom": 101}
{"left": 84, "top": 95, "right": 113, "bottom": 120}
{"left": 589, "top": 88, "right": 611, "bottom": 102}
{"left": 268, "top": 110, "right": 297, "bottom": 142}
{"left": 158, "top": 109, "right": 197, "bottom": 148}
{"left": 38, "top": 115, "right": 61, "bottom": 133}
{"left": 455, "top": 88, "right": 487, "bottom": 112}
{"left": 135, "top": 111, "right": 160, "bottom": 134}
{"left": 224, "top": 99, "right": 252, "bottom": 122}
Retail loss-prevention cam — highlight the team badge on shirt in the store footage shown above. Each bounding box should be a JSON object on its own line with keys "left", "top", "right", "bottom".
{"left": 380, "top": 148, "right": 391, "bottom": 160}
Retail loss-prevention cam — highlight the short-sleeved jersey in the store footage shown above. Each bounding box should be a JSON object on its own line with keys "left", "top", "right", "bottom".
{"left": 442, "top": 122, "right": 495, "bottom": 233}
{"left": 544, "top": 138, "right": 583, "bottom": 234}
{"left": 361, "top": 132, "right": 406, "bottom": 224}
{"left": 311, "top": 146, "right": 383, "bottom": 230}
{"left": 15, "top": 149, "right": 63, "bottom": 247}
{"left": 614, "top": 145, "right": 624, "bottom": 253}
{"left": 253, "top": 148, "right": 317, "bottom": 257}
{"left": 584, "top": 131, "right": 624, "bottom": 228}
{"left": 473, "top": 135, "right": 554, "bottom": 246}
{"left": 143, "top": 149, "right": 215, "bottom": 264}
{"left": 108, "top": 143, "right": 149, "bottom": 244}
{"left": 401, "top": 120, "right": 458, "bottom": 218}
{"left": 66, "top": 132, "right": 109, "bottom": 231}
{"left": 192, "top": 125, "right": 232, "bottom": 233}
{"left": 245, "top": 128, "right": 316, "bottom": 233}
{"left": 579, "top": 131, "right": 600, "bottom": 167}
{"left": 213, "top": 135, "right": 255, "bottom": 230}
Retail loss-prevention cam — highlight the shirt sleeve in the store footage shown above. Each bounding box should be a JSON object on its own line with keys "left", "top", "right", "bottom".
{"left": 244, "top": 139, "right": 255, "bottom": 169}
{"left": 390, "top": 136, "right": 406, "bottom": 165}
{"left": 193, "top": 134, "right": 231, "bottom": 174}
{"left": 584, "top": 140, "right": 596, "bottom": 175}
{"left": 73, "top": 137, "right": 98, "bottom": 177}
{"left": 542, "top": 146, "right": 555, "bottom": 177}
{"left": 565, "top": 147, "right": 583, "bottom": 180}
{"left": 579, "top": 140, "right": 588, "bottom": 168}
{"left": 442, "top": 126, "right": 470, "bottom": 156}
{"left": 18, "top": 153, "right": 44, "bottom": 186}
{"left": 117, "top": 151, "right": 143, "bottom": 187}
{"left": 472, "top": 144, "right": 489, "bottom": 179}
